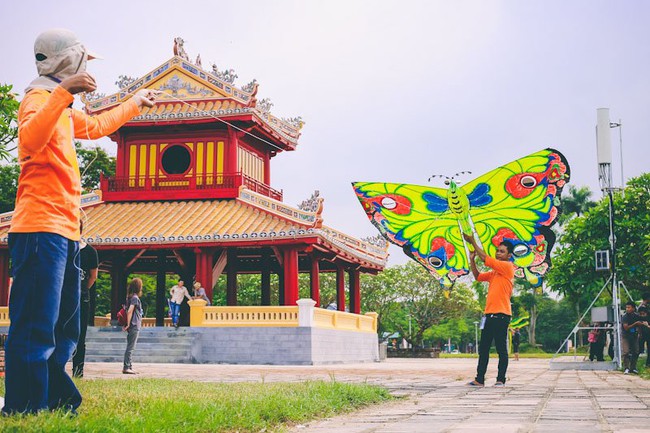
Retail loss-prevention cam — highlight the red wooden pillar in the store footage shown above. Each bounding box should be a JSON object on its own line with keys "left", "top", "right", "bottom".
{"left": 263, "top": 150, "right": 271, "bottom": 185}
{"left": 283, "top": 248, "right": 299, "bottom": 306}
{"left": 194, "top": 248, "right": 214, "bottom": 301}
{"left": 261, "top": 249, "right": 271, "bottom": 306}
{"left": 310, "top": 255, "right": 320, "bottom": 307}
{"left": 226, "top": 248, "right": 238, "bottom": 306}
{"left": 348, "top": 269, "right": 361, "bottom": 314}
{"left": 227, "top": 126, "right": 239, "bottom": 175}
{"left": 0, "top": 250, "right": 9, "bottom": 306}
{"left": 111, "top": 255, "right": 127, "bottom": 319}
{"left": 336, "top": 265, "right": 346, "bottom": 312}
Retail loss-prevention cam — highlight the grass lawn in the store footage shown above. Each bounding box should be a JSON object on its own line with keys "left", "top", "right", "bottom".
{"left": 0, "top": 378, "right": 391, "bottom": 433}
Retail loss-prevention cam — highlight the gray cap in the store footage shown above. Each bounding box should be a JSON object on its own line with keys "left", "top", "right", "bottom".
{"left": 33, "top": 28, "right": 101, "bottom": 78}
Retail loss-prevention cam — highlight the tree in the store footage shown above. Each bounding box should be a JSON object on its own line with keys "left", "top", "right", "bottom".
{"left": 75, "top": 142, "right": 116, "bottom": 193}
{"left": 0, "top": 159, "right": 19, "bottom": 213}
{"left": 534, "top": 296, "right": 578, "bottom": 351}
{"left": 360, "top": 267, "right": 403, "bottom": 335}
{"left": 378, "top": 262, "right": 480, "bottom": 348}
{"left": 547, "top": 174, "right": 650, "bottom": 310}
{"left": 0, "top": 84, "right": 19, "bottom": 161}
{"left": 558, "top": 185, "right": 597, "bottom": 225}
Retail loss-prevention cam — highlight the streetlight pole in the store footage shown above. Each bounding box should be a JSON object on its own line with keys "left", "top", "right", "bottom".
{"left": 473, "top": 321, "right": 479, "bottom": 355}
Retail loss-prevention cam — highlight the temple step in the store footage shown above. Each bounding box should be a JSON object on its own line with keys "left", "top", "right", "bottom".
{"left": 83, "top": 326, "right": 197, "bottom": 364}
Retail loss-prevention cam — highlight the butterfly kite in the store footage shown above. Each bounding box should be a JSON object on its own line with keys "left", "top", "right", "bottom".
{"left": 352, "top": 148, "right": 570, "bottom": 288}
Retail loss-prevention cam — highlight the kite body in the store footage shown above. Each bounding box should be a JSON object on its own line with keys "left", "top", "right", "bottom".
{"left": 352, "top": 148, "right": 570, "bottom": 287}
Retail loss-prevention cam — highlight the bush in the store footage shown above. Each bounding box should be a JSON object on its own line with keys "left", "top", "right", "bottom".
{"left": 518, "top": 343, "right": 546, "bottom": 354}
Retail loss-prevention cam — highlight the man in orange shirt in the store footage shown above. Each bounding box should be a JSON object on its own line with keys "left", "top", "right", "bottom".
{"left": 3, "top": 29, "right": 156, "bottom": 415}
{"left": 463, "top": 233, "right": 515, "bottom": 387}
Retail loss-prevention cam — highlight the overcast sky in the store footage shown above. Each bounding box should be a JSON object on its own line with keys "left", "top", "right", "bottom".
{"left": 2, "top": 1, "right": 648, "bottom": 266}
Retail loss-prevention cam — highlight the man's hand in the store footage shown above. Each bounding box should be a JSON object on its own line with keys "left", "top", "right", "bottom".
{"left": 132, "top": 89, "right": 161, "bottom": 108}
{"left": 469, "top": 250, "right": 476, "bottom": 262}
{"left": 60, "top": 72, "right": 97, "bottom": 94}
{"left": 463, "top": 232, "right": 476, "bottom": 245}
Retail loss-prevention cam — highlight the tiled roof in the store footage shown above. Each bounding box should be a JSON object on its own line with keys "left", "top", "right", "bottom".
{"left": 81, "top": 199, "right": 303, "bottom": 245}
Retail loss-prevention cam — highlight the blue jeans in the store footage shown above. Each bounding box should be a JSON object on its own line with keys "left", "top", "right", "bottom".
{"left": 170, "top": 302, "right": 181, "bottom": 325}
{"left": 3, "top": 233, "right": 81, "bottom": 414}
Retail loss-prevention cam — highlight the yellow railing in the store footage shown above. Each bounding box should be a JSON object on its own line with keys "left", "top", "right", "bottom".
{"left": 191, "top": 303, "right": 299, "bottom": 327}
{"left": 0, "top": 306, "right": 8, "bottom": 327}
{"left": 313, "top": 309, "right": 377, "bottom": 333}
{"left": 189, "top": 299, "right": 377, "bottom": 333}
{"left": 94, "top": 314, "right": 172, "bottom": 327}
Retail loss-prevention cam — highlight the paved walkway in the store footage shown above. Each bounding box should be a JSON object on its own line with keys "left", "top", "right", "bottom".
{"left": 81, "top": 358, "right": 650, "bottom": 432}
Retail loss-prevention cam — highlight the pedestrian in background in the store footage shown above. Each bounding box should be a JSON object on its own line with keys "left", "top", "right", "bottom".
{"left": 123, "top": 278, "right": 143, "bottom": 375}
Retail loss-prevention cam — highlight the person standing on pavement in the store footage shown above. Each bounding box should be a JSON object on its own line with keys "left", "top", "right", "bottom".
{"left": 72, "top": 220, "right": 98, "bottom": 378}
{"left": 463, "top": 233, "right": 515, "bottom": 387}
{"left": 169, "top": 280, "right": 192, "bottom": 328}
{"left": 123, "top": 278, "right": 143, "bottom": 375}
{"left": 621, "top": 301, "right": 649, "bottom": 374}
{"left": 512, "top": 329, "right": 521, "bottom": 361}
{"left": 2, "top": 28, "right": 157, "bottom": 416}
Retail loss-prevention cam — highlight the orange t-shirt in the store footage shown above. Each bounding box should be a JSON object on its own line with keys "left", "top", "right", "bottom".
{"left": 9, "top": 86, "right": 140, "bottom": 241}
{"left": 478, "top": 256, "right": 515, "bottom": 315}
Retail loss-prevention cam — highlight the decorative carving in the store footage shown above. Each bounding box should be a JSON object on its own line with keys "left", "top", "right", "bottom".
{"left": 298, "top": 190, "right": 321, "bottom": 213}
{"left": 242, "top": 79, "right": 258, "bottom": 93}
{"left": 157, "top": 74, "right": 214, "bottom": 97}
{"left": 210, "top": 63, "right": 238, "bottom": 84}
{"left": 257, "top": 98, "right": 273, "bottom": 113}
{"left": 84, "top": 91, "right": 106, "bottom": 102}
{"left": 115, "top": 75, "right": 136, "bottom": 89}
{"left": 362, "top": 234, "right": 388, "bottom": 249}
{"left": 283, "top": 116, "right": 305, "bottom": 130}
{"left": 195, "top": 54, "right": 202, "bottom": 68}
{"left": 173, "top": 37, "right": 189, "bottom": 61}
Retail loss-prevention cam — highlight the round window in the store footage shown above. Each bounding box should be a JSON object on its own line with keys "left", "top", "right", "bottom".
{"left": 161, "top": 145, "right": 191, "bottom": 174}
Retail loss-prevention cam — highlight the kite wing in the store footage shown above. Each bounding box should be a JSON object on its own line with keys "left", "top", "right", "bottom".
{"left": 352, "top": 182, "right": 469, "bottom": 287}
{"left": 461, "top": 148, "right": 570, "bottom": 285}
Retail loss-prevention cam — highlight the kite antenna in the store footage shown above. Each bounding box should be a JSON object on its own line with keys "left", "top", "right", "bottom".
{"left": 427, "top": 174, "right": 448, "bottom": 183}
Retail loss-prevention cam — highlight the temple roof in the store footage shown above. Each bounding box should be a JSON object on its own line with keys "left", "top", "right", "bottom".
{"left": 0, "top": 190, "right": 388, "bottom": 271}
{"left": 81, "top": 56, "right": 303, "bottom": 150}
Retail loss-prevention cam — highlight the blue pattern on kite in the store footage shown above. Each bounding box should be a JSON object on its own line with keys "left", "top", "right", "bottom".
{"left": 468, "top": 183, "right": 492, "bottom": 208}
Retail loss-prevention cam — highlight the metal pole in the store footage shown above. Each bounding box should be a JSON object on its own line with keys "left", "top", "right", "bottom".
{"left": 474, "top": 321, "right": 479, "bottom": 355}
{"left": 608, "top": 190, "right": 622, "bottom": 368}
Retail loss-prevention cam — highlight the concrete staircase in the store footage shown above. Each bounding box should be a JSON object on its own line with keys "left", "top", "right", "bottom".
{"left": 84, "top": 327, "right": 197, "bottom": 364}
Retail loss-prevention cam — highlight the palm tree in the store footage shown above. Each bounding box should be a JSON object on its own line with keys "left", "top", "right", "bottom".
{"left": 559, "top": 185, "right": 597, "bottom": 225}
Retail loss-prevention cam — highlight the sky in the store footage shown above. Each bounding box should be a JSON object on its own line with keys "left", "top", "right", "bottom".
{"left": 2, "top": 0, "right": 648, "bottom": 266}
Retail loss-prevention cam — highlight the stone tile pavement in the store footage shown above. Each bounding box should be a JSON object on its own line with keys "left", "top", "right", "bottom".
{"left": 80, "top": 358, "right": 650, "bottom": 432}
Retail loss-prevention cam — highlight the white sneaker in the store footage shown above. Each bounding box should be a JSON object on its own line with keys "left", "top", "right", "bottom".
{"left": 624, "top": 368, "right": 630, "bottom": 374}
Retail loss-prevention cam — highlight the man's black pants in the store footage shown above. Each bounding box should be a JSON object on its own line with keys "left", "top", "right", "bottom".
{"left": 72, "top": 291, "right": 89, "bottom": 377}
{"left": 476, "top": 314, "right": 510, "bottom": 384}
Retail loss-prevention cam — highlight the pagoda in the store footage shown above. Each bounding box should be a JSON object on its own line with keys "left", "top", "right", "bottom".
{"left": 0, "top": 39, "right": 388, "bottom": 329}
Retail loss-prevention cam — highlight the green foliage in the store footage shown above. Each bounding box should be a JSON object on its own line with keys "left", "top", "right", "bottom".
{"left": 370, "top": 262, "right": 480, "bottom": 348}
{"left": 75, "top": 141, "right": 116, "bottom": 193}
{"left": 0, "top": 83, "right": 19, "bottom": 161}
{"left": 534, "top": 296, "right": 577, "bottom": 351}
{"left": 547, "top": 174, "right": 650, "bottom": 308}
{"left": 558, "top": 185, "right": 597, "bottom": 225}
{"left": 0, "top": 379, "right": 390, "bottom": 433}
{"left": 0, "top": 158, "right": 19, "bottom": 213}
